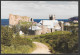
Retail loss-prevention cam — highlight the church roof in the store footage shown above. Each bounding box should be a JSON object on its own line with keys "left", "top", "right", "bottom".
{"left": 39, "top": 20, "right": 59, "bottom": 28}
{"left": 29, "top": 26, "right": 42, "bottom": 30}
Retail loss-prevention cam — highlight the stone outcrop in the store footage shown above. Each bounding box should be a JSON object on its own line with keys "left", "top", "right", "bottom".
{"left": 9, "top": 14, "right": 30, "bottom": 25}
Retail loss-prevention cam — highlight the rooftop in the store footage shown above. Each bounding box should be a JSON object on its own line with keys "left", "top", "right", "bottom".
{"left": 29, "top": 26, "right": 42, "bottom": 30}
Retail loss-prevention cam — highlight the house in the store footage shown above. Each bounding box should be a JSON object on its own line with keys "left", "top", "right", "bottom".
{"left": 29, "top": 15, "right": 64, "bottom": 35}
{"left": 28, "top": 26, "right": 42, "bottom": 35}
{"left": 64, "top": 22, "right": 70, "bottom": 26}
{"left": 19, "top": 31, "right": 24, "bottom": 35}
{"left": 39, "top": 20, "right": 61, "bottom": 30}
{"left": 39, "top": 20, "right": 60, "bottom": 33}
{"left": 73, "top": 20, "right": 78, "bottom": 23}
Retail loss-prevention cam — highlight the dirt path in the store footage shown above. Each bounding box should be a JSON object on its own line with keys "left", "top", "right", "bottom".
{"left": 31, "top": 42, "right": 51, "bottom": 54}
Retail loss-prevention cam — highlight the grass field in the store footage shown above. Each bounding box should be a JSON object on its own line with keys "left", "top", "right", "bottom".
{"left": 1, "top": 43, "right": 36, "bottom": 54}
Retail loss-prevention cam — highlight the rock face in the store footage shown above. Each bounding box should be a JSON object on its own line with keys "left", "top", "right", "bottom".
{"left": 9, "top": 14, "right": 30, "bottom": 25}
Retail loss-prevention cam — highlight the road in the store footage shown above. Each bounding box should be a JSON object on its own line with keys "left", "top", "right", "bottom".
{"left": 31, "top": 42, "right": 51, "bottom": 54}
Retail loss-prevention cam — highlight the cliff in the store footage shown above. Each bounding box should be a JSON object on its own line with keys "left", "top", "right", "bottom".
{"left": 9, "top": 14, "right": 30, "bottom": 25}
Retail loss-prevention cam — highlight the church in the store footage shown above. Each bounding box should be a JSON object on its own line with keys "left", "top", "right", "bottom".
{"left": 29, "top": 15, "right": 64, "bottom": 35}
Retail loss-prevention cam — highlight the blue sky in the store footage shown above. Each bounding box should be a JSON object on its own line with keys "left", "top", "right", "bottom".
{"left": 1, "top": 1, "right": 78, "bottom": 19}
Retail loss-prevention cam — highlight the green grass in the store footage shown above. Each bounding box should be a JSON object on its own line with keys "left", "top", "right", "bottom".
{"left": 21, "top": 22, "right": 32, "bottom": 25}
{"left": 36, "top": 31, "right": 71, "bottom": 38}
{"left": 1, "top": 43, "right": 36, "bottom": 54}
{"left": 19, "top": 21, "right": 36, "bottom": 26}
{"left": 70, "top": 23, "right": 78, "bottom": 26}
{"left": 21, "top": 31, "right": 71, "bottom": 39}
{"left": 45, "top": 31, "right": 71, "bottom": 35}
{"left": 1, "top": 31, "right": 73, "bottom": 54}
{"left": 32, "top": 31, "right": 73, "bottom": 53}
{"left": 19, "top": 21, "right": 32, "bottom": 26}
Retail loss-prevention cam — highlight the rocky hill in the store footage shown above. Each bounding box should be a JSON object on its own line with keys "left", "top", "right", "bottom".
{"left": 9, "top": 14, "right": 31, "bottom": 25}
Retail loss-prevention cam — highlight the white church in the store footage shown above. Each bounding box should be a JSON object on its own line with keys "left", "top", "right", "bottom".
{"left": 29, "top": 15, "right": 64, "bottom": 35}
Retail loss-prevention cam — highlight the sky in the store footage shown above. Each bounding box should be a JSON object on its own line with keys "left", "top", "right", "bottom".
{"left": 1, "top": 1, "right": 78, "bottom": 19}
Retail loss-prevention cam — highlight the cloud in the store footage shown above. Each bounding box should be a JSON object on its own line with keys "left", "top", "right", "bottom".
{"left": 1, "top": 1, "right": 78, "bottom": 19}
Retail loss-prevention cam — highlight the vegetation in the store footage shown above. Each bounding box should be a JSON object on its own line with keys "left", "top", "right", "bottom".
{"left": 11, "top": 22, "right": 32, "bottom": 34}
{"left": 33, "top": 31, "right": 78, "bottom": 53}
{"left": 1, "top": 26, "right": 35, "bottom": 54}
{"left": 64, "top": 26, "right": 78, "bottom": 32}
{"left": 1, "top": 44, "right": 35, "bottom": 54}
{"left": 69, "top": 21, "right": 78, "bottom": 26}
{"left": 1, "top": 26, "right": 13, "bottom": 46}
{"left": 20, "top": 22, "right": 32, "bottom": 26}
{"left": 1, "top": 21, "right": 78, "bottom": 54}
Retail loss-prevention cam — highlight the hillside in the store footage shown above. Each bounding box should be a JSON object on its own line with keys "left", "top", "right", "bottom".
{"left": 69, "top": 16, "right": 78, "bottom": 21}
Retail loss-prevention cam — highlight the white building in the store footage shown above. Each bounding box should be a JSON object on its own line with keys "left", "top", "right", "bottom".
{"left": 73, "top": 20, "right": 78, "bottom": 23}
{"left": 64, "top": 22, "right": 70, "bottom": 26}
{"left": 29, "top": 26, "right": 42, "bottom": 35}
{"left": 19, "top": 31, "right": 24, "bottom": 35}
{"left": 39, "top": 20, "right": 61, "bottom": 30}
{"left": 28, "top": 15, "right": 64, "bottom": 35}
{"left": 29, "top": 26, "right": 42, "bottom": 30}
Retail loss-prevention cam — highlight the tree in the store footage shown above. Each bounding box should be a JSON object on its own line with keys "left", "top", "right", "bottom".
{"left": 1, "top": 26, "right": 13, "bottom": 46}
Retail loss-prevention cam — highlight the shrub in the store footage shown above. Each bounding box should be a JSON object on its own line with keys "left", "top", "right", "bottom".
{"left": 33, "top": 31, "right": 78, "bottom": 53}
{"left": 1, "top": 26, "right": 13, "bottom": 46}
{"left": 1, "top": 26, "right": 35, "bottom": 54}
{"left": 1, "top": 44, "right": 35, "bottom": 54}
{"left": 11, "top": 34, "right": 33, "bottom": 47}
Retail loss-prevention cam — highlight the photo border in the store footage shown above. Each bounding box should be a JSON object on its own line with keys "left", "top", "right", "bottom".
{"left": 1, "top": 0, "right": 79, "bottom": 55}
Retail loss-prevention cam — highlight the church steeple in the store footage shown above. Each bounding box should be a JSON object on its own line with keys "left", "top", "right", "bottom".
{"left": 49, "top": 14, "right": 55, "bottom": 20}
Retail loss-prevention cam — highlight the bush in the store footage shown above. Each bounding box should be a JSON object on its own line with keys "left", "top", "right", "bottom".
{"left": 20, "top": 22, "right": 32, "bottom": 34}
{"left": 1, "top": 26, "right": 13, "bottom": 46}
{"left": 1, "top": 26, "right": 35, "bottom": 54}
{"left": 33, "top": 31, "right": 78, "bottom": 53}
{"left": 1, "top": 44, "right": 35, "bottom": 54}
{"left": 11, "top": 34, "right": 33, "bottom": 47}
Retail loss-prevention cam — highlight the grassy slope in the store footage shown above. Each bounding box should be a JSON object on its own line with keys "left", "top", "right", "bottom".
{"left": 1, "top": 31, "right": 71, "bottom": 54}
{"left": 32, "top": 31, "right": 72, "bottom": 54}
{"left": 1, "top": 43, "right": 36, "bottom": 54}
